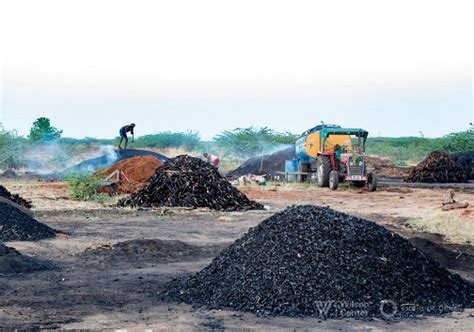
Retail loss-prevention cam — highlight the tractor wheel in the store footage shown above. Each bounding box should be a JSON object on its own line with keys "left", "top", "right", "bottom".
{"left": 297, "top": 161, "right": 307, "bottom": 182}
{"left": 317, "top": 156, "right": 330, "bottom": 187}
{"left": 368, "top": 172, "right": 378, "bottom": 192}
{"left": 353, "top": 181, "right": 366, "bottom": 188}
{"left": 329, "top": 170, "right": 339, "bottom": 190}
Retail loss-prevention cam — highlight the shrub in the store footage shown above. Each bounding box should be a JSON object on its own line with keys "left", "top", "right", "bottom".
{"left": 65, "top": 173, "right": 106, "bottom": 202}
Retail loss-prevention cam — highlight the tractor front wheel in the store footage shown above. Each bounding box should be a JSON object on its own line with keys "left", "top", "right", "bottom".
{"left": 329, "top": 170, "right": 339, "bottom": 190}
{"left": 317, "top": 156, "right": 330, "bottom": 187}
{"left": 368, "top": 172, "right": 378, "bottom": 192}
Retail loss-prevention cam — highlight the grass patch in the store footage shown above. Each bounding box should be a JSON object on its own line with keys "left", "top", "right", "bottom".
{"left": 65, "top": 173, "right": 108, "bottom": 203}
{"left": 407, "top": 213, "right": 474, "bottom": 244}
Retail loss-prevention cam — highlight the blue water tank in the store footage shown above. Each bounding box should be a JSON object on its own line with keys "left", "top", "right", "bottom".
{"left": 285, "top": 159, "right": 299, "bottom": 182}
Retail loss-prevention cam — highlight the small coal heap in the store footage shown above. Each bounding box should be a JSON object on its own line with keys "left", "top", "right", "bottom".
{"left": 0, "top": 243, "right": 53, "bottom": 276}
{"left": 405, "top": 151, "right": 468, "bottom": 183}
{"left": 119, "top": 155, "right": 263, "bottom": 211}
{"left": 0, "top": 202, "right": 57, "bottom": 241}
{"left": 227, "top": 147, "right": 295, "bottom": 179}
{"left": 0, "top": 185, "right": 32, "bottom": 209}
{"left": 163, "top": 205, "right": 472, "bottom": 319}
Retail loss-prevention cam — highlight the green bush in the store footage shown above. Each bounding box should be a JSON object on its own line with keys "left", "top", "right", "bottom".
{"left": 65, "top": 173, "right": 106, "bottom": 202}
{"left": 0, "top": 124, "right": 28, "bottom": 169}
{"left": 133, "top": 131, "right": 201, "bottom": 150}
{"left": 214, "top": 127, "right": 298, "bottom": 159}
{"left": 28, "top": 117, "right": 63, "bottom": 142}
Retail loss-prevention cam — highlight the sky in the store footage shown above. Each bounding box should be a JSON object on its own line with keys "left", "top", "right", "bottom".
{"left": 0, "top": 0, "right": 472, "bottom": 140}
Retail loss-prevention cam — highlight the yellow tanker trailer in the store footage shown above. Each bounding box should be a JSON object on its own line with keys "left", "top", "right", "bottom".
{"left": 293, "top": 124, "right": 377, "bottom": 191}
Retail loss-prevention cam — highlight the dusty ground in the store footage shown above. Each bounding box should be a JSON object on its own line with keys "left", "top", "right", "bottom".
{"left": 0, "top": 179, "right": 473, "bottom": 330}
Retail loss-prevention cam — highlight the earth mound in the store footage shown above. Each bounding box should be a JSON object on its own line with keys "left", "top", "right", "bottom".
{"left": 98, "top": 156, "right": 162, "bottom": 194}
{"left": 0, "top": 243, "right": 53, "bottom": 276}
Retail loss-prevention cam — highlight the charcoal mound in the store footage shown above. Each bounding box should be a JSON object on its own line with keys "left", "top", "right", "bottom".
{"left": 162, "top": 205, "right": 473, "bottom": 319}
{"left": 0, "top": 185, "right": 32, "bottom": 209}
{"left": 405, "top": 151, "right": 468, "bottom": 183}
{"left": 118, "top": 155, "right": 263, "bottom": 211}
{"left": 0, "top": 170, "right": 18, "bottom": 179}
{"left": 227, "top": 147, "right": 295, "bottom": 179}
{"left": 451, "top": 150, "right": 474, "bottom": 180}
{"left": 0, "top": 243, "right": 53, "bottom": 276}
{"left": 83, "top": 239, "right": 215, "bottom": 263}
{"left": 0, "top": 202, "right": 57, "bottom": 241}
{"left": 62, "top": 148, "right": 168, "bottom": 176}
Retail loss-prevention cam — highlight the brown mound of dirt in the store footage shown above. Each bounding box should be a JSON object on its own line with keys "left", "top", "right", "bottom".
{"left": 0, "top": 243, "right": 53, "bottom": 276}
{"left": 99, "top": 156, "right": 163, "bottom": 194}
{"left": 366, "top": 156, "right": 413, "bottom": 179}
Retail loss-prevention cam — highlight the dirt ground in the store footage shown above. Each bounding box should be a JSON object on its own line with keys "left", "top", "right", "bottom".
{"left": 0, "top": 179, "right": 473, "bottom": 330}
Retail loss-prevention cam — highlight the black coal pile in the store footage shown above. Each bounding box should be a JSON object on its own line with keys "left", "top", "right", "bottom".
{"left": 227, "top": 147, "right": 295, "bottom": 179}
{"left": 405, "top": 151, "right": 468, "bottom": 183}
{"left": 0, "top": 170, "right": 18, "bottom": 179}
{"left": 62, "top": 148, "right": 168, "bottom": 176}
{"left": 118, "top": 155, "right": 263, "bottom": 211}
{"left": 0, "top": 184, "right": 32, "bottom": 209}
{"left": 162, "top": 205, "right": 472, "bottom": 319}
{"left": 0, "top": 243, "right": 53, "bottom": 276}
{"left": 451, "top": 150, "right": 474, "bottom": 180}
{"left": 0, "top": 202, "right": 57, "bottom": 241}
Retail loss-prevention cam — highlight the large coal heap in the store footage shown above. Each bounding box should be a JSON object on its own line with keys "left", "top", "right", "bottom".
{"left": 163, "top": 205, "right": 472, "bottom": 319}
{"left": 119, "top": 155, "right": 263, "bottom": 211}
{"left": 0, "top": 243, "right": 53, "bottom": 276}
{"left": 0, "top": 202, "right": 57, "bottom": 241}
{"left": 0, "top": 185, "right": 32, "bottom": 209}
{"left": 227, "top": 147, "right": 295, "bottom": 179}
{"left": 405, "top": 151, "right": 468, "bottom": 183}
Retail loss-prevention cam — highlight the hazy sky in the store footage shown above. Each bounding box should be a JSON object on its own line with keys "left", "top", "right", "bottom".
{"left": 1, "top": 0, "right": 472, "bottom": 139}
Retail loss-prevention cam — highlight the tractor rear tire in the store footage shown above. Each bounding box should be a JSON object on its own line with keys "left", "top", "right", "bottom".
{"left": 329, "top": 170, "right": 339, "bottom": 190}
{"left": 317, "top": 156, "right": 330, "bottom": 187}
{"left": 368, "top": 172, "right": 378, "bottom": 192}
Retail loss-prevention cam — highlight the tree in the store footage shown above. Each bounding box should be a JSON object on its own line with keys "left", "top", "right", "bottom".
{"left": 28, "top": 117, "right": 63, "bottom": 142}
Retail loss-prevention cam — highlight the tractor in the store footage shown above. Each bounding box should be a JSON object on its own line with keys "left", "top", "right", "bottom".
{"left": 294, "top": 124, "right": 377, "bottom": 191}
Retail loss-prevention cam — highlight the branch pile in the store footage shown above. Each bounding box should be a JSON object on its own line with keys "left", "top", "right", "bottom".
{"left": 405, "top": 151, "right": 468, "bottom": 183}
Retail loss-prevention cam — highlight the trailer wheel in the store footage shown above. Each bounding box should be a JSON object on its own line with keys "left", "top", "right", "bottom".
{"left": 329, "top": 170, "right": 339, "bottom": 190}
{"left": 317, "top": 156, "right": 330, "bottom": 187}
{"left": 368, "top": 172, "right": 378, "bottom": 192}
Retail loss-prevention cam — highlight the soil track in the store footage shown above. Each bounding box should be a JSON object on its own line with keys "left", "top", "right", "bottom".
{"left": 0, "top": 179, "right": 472, "bottom": 329}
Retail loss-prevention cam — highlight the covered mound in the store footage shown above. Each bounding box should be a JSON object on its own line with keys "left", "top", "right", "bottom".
{"left": 163, "top": 205, "right": 472, "bottom": 319}
{"left": 0, "top": 243, "right": 53, "bottom": 276}
{"left": 0, "top": 202, "right": 57, "bottom": 241}
{"left": 0, "top": 185, "right": 32, "bottom": 209}
{"left": 99, "top": 156, "right": 162, "bottom": 194}
{"left": 119, "top": 155, "right": 263, "bottom": 211}
{"left": 227, "top": 147, "right": 295, "bottom": 179}
{"left": 405, "top": 151, "right": 468, "bottom": 183}
{"left": 62, "top": 148, "right": 168, "bottom": 176}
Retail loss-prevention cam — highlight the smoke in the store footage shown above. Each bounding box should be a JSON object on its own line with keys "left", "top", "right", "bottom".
{"left": 23, "top": 143, "right": 118, "bottom": 174}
